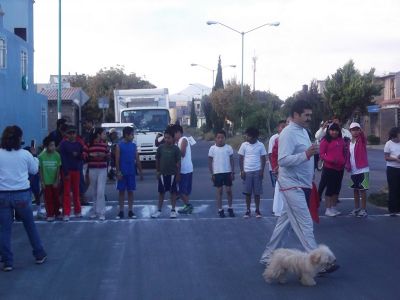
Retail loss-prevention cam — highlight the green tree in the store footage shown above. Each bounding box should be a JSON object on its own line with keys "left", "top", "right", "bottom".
{"left": 190, "top": 98, "right": 198, "bottom": 128}
{"left": 323, "top": 60, "right": 382, "bottom": 124}
{"left": 70, "top": 66, "right": 155, "bottom": 123}
{"left": 201, "top": 95, "right": 213, "bottom": 132}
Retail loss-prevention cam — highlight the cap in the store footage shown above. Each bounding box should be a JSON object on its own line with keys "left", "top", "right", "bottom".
{"left": 65, "top": 125, "right": 77, "bottom": 133}
{"left": 349, "top": 122, "right": 361, "bottom": 130}
{"left": 109, "top": 128, "right": 116, "bottom": 134}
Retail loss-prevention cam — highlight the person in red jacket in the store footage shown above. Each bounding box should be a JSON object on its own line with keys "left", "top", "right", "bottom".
{"left": 346, "top": 122, "right": 369, "bottom": 217}
{"left": 319, "top": 123, "right": 347, "bottom": 217}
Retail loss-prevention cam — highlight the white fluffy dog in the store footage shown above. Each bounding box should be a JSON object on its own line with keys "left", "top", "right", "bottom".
{"left": 263, "top": 245, "right": 336, "bottom": 286}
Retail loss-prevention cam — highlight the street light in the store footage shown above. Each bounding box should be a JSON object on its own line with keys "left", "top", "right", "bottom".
{"left": 57, "top": 0, "right": 62, "bottom": 119}
{"left": 190, "top": 63, "right": 236, "bottom": 88}
{"left": 206, "top": 20, "right": 279, "bottom": 98}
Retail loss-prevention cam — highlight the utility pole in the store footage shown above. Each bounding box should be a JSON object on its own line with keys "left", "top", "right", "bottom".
{"left": 252, "top": 50, "right": 258, "bottom": 92}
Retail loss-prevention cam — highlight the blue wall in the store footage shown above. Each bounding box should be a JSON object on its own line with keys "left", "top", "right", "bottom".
{"left": 0, "top": 0, "right": 48, "bottom": 145}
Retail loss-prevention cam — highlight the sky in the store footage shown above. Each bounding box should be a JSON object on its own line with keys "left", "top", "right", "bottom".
{"left": 33, "top": 0, "right": 400, "bottom": 100}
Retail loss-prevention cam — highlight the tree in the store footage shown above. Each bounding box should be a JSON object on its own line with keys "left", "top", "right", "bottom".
{"left": 201, "top": 95, "right": 213, "bottom": 132}
{"left": 214, "top": 56, "right": 224, "bottom": 91}
{"left": 282, "top": 81, "right": 329, "bottom": 134}
{"left": 70, "top": 66, "right": 156, "bottom": 123}
{"left": 190, "top": 98, "right": 198, "bottom": 128}
{"left": 323, "top": 60, "right": 382, "bottom": 124}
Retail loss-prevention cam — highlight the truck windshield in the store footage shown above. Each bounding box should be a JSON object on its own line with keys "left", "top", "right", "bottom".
{"left": 121, "top": 109, "right": 169, "bottom": 132}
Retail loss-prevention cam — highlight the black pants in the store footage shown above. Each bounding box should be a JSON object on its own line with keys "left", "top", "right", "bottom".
{"left": 387, "top": 166, "right": 400, "bottom": 213}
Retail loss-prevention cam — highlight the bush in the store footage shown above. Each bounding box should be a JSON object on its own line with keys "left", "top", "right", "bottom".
{"left": 203, "top": 131, "right": 215, "bottom": 141}
{"left": 367, "top": 135, "right": 380, "bottom": 145}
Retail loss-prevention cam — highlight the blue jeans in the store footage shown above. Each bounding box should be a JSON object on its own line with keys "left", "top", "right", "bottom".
{"left": 0, "top": 190, "right": 46, "bottom": 267}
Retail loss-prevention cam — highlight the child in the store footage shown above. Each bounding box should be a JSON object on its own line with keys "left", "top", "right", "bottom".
{"left": 39, "top": 136, "right": 61, "bottom": 222}
{"left": 59, "top": 125, "right": 84, "bottom": 221}
{"left": 174, "top": 124, "right": 194, "bottom": 214}
{"left": 24, "top": 146, "right": 44, "bottom": 219}
{"left": 238, "top": 127, "right": 267, "bottom": 218}
{"left": 87, "top": 127, "right": 110, "bottom": 221}
{"left": 115, "top": 126, "right": 143, "bottom": 219}
{"left": 346, "top": 122, "right": 369, "bottom": 217}
{"left": 151, "top": 127, "right": 181, "bottom": 219}
{"left": 208, "top": 130, "right": 235, "bottom": 217}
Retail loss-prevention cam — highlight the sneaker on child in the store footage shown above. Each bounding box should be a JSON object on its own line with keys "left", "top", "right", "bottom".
{"left": 255, "top": 210, "right": 262, "bottom": 218}
{"left": 243, "top": 210, "right": 251, "bottom": 218}
{"left": 218, "top": 209, "right": 226, "bottom": 218}
{"left": 227, "top": 208, "right": 235, "bottom": 218}
{"left": 128, "top": 210, "right": 136, "bottom": 219}
{"left": 151, "top": 210, "right": 161, "bottom": 219}
{"left": 325, "top": 208, "right": 336, "bottom": 217}
{"left": 116, "top": 211, "right": 124, "bottom": 219}
{"left": 357, "top": 209, "right": 368, "bottom": 218}
{"left": 63, "top": 215, "right": 70, "bottom": 222}
{"left": 170, "top": 210, "right": 177, "bottom": 219}
{"left": 348, "top": 208, "right": 361, "bottom": 216}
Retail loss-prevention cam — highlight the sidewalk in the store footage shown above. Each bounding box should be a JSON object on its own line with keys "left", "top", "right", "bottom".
{"left": 367, "top": 144, "right": 384, "bottom": 150}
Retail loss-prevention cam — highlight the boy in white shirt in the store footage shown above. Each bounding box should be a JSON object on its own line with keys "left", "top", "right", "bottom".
{"left": 208, "top": 130, "right": 235, "bottom": 217}
{"left": 238, "top": 127, "right": 267, "bottom": 218}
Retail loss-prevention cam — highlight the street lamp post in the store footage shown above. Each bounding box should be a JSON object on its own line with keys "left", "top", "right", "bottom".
{"left": 206, "top": 20, "right": 279, "bottom": 98}
{"left": 190, "top": 63, "right": 236, "bottom": 89}
{"left": 57, "top": 0, "right": 62, "bottom": 119}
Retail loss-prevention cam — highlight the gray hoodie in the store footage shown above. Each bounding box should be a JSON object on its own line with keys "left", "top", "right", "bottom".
{"left": 277, "top": 122, "right": 314, "bottom": 189}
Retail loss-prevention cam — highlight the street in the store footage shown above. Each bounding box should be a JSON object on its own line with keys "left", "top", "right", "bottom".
{"left": 0, "top": 140, "right": 398, "bottom": 300}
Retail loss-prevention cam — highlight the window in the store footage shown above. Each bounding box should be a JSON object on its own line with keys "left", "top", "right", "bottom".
{"left": 0, "top": 38, "right": 6, "bottom": 69}
{"left": 41, "top": 104, "right": 48, "bottom": 130}
{"left": 21, "top": 50, "right": 28, "bottom": 76}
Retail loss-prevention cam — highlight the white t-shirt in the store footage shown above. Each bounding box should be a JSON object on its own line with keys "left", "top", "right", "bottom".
{"left": 349, "top": 142, "right": 369, "bottom": 174}
{"left": 267, "top": 133, "right": 279, "bottom": 171}
{"left": 178, "top": 136, "right": 193, "bottom": 174}
{"left": 0, "top": 149, "right": 39, "bottom": 190}
{"left": 384, "top": 140, "right": 400, "bottom": 168}
{"left": 208, "top": 144, "right": 234, "bottom": 174}
{"left": 238, "top": 141, "right": 267, "bottom": 172}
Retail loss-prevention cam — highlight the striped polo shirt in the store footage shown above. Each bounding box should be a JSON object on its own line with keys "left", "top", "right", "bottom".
{"left": 87, "top": 142, "right": 109, "bottom": 169}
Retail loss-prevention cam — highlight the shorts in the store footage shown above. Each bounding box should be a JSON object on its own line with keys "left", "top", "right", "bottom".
{"left": 269, "top": 171, "right": 277, "bottom": 188}
{"left": 213, "top": 173, "right": 232, "bottom": 187}
{"left": 321, "top": 167, "right": 344, "bottom": 197}
{"left": 117, "top": 174, "right": 136, "bottom": 191}
{"left": 350, "top": 172, "right": 369, "bottom": 190}
{"left": 242, "top": 171, "right": 263, "bottom": 196}
{"left": 179, "top": 173, "right": 192, "bottom": 195}
{"left": 158, "top": 175, "right": 178, "bottom": 194}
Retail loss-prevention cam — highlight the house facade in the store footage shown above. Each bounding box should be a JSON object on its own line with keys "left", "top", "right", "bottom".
{"left": 0, "top": 1, "right": 48, "bottom": 143}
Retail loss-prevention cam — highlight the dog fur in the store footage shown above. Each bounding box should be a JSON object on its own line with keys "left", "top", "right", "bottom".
{"left": 263, "top": 245, "right": 336, "bottom": 286}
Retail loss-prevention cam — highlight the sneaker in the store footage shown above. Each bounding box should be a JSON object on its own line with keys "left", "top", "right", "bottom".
{"left": 36, "top": 211, "right": 46, "bottom": 220}
{"left": 227, "top": 208, "right": 235, "bottom": 218}
{"left": 348, "top": 208, "right": 361, "bottom": 216}
{"left": 357, "top": 209, "right": 368, "bottom": 218}
{"left": 36, "top": 256, "right": 47, "bottom": 264}
{"left": 218, "top": 209, "right": 226, "bottom": 218}
{"left": 116, "top": 211, "right": 124, "bottom": 219}
{"left": 151, "top": 210, "right": 161, "bottom": 219}
{"left": 178, "top": 205, "right": 192, "bottom": 214}
{"left": 63, "top": 215, "right": 70, "bottom": 222}
{"left": 187, "top": 203, "right": 194, "bottom": 214}
{"left": 170, "top": 210, "right": 177, "bottom": 219}
{"left": 331, "top": 207, "right": 341, "bottom": 216}
{"left": 325, "top": 208, "right": 336, "bottom": 217}
{"left": 3, "top": 265, "right": 13, "bottom": 272}
{"left": 255, "top": 210, "right": 262, "bottom": 218}
{"left": 89, "top": 213, "right": 97, "bottom": 219}
{"left": 99, "top": 215, "right": 105, "bottom": 221}
{"left": 318, "top": 263, "right": 340, "bottom": 275}
{"left": 74, "top": 213, "right": 82, "bottom": 218}
{"left": 46, "top": 216, "right": 55, "bottom": 222}
{"left": 243, "top": 210, "right": 251, "bottom": 218}
{"left": 128, "top": 211, "right": 136, "bottom": 219}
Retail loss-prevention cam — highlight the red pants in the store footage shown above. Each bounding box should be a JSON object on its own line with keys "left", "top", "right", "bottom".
{"left": 63, "top": 170, "right": 81, "bottom": 216}
{"left": 44, "top": 185, "right": 60, "bottom": 217}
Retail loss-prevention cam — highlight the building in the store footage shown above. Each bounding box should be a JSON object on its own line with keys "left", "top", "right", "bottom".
{"left": 0, "top": 1, "right": 48, "bottom": 143}
{"left": 39, "top": 87, "right": 89, "bottom": 133}
{"left": 366, "top": 72, "right": 400, "bottom": 141}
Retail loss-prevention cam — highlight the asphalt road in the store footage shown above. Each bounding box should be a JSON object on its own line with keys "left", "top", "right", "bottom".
{"left": 1, "top": 140, "right": 398, "bottom": 300}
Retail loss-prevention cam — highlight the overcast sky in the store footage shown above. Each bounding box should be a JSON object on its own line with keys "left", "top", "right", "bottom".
{"left": 33, "top": 0, "right": 400, "bottom": 100}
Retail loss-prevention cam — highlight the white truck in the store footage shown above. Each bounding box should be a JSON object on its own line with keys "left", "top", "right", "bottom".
{"left": 111, "top": 88, "right": 171, "bottom": 163}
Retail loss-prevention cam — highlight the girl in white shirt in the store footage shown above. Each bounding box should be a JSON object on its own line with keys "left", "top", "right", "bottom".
{"left": 384, "top": 127, "right": 400, "bottom": 215}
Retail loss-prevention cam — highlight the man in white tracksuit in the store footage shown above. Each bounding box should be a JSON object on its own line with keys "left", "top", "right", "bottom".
{"left": 260, "top": 100, "right": 339, "bottom": 274}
